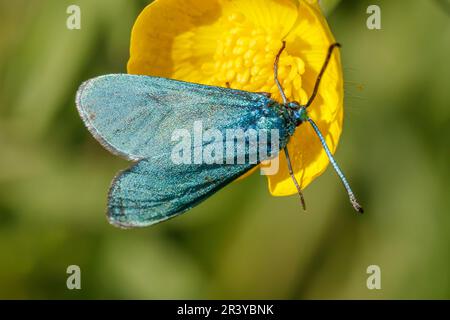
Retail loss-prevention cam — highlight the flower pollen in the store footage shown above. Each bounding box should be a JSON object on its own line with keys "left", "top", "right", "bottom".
{"left": 174, "top": 12, "right": 308, "bottom": 104}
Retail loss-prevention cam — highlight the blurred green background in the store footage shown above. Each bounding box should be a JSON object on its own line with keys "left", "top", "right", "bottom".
{"left": 0, "top": 0, "right": 449, "bottom": 299}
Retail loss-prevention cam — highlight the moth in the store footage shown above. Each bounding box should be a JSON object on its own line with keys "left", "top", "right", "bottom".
{"left": 76, "top": 42, "right": 363, "bottom": 228}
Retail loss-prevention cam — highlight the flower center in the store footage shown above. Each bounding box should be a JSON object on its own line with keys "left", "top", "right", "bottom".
{"left": 200, "top": 13, "right": 308, "bottom": 104}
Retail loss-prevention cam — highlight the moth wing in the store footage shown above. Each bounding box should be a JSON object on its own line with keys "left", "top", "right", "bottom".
{"left": 77, "top": 74, "right": 293, "bottom": 227}
{"left": 76, "top": 74, "right": 274, "bottom": 161}
{"left": 108, "top": 158, "right": 256, "bottom": 228}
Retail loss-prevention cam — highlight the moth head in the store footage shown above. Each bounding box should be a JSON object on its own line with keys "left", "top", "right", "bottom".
{"left": 285, "top": 102, "right": 308, "bottom": 126}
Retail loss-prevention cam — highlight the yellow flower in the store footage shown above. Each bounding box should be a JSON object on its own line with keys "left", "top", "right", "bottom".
{"left": 128, "top": 0, "right": 343, "bottom": 196}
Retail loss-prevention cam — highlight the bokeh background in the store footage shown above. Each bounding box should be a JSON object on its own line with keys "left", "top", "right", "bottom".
{"left": 0, "top": 0, "right": 449, "bottom": 299}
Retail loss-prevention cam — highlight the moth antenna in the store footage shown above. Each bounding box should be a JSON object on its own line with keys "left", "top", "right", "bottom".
{"left": 284, "top": 147, "right": 307, "bottom": 211}
{"left": 307, "top": 118, "right": 364, "bottom": 213}
{"left": 274, "top": 41, "right": 288, "bottom": 104}
{"left": 304, "top": 43, "right": 341, "bottom": 108}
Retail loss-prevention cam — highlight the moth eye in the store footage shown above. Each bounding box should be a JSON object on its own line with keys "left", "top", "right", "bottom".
{"left": 286, "top": 102, "right": 301, "bottom": 110}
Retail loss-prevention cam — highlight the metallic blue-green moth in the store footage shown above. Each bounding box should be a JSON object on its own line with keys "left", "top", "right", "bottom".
{"left": 76, "top": 43, "right": 363, "bottom": 228}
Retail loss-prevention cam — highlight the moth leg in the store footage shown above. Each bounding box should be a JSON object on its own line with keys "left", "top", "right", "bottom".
{"left": 284, "top": 147, "right": 306, "bottom": 211}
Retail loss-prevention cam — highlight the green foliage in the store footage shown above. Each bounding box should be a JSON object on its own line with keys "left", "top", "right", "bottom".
{"left": 0, "top": 0, "right": 449, "bottom": 299}
{"left": 319, "top": 0, "right": 342, "bottom": 15}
